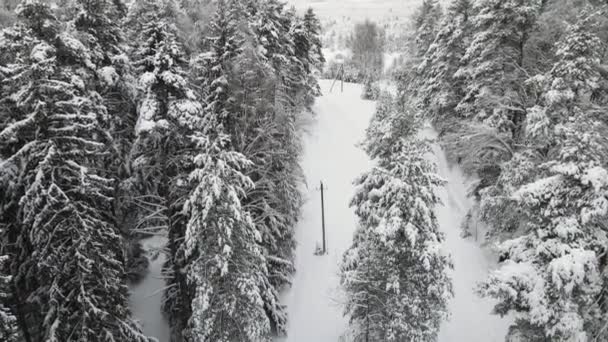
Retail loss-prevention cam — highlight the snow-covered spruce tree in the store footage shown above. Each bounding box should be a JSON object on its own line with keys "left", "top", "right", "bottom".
{"left": 125, "top": 0, "right": 204, "bottom": 338}
{"left": 455, "top": 0, "right": 544, "bottom": 139}
{"left": 195, "top": 1, "right": 319, "bottom": 335}
{"left": 302, "top": 7, "right": 325, "bottom": 71}
{"left": 431, "top": 0, "right": 546, "bottom": 200}
{"left": 71, "top": 0, "right": 144, "bottom": 277}
{"left": 242, "top": 2, "right": 325, "bottom": 332}
{"left": 295, "top": 7, "right": 324, "bottom": 108}
{"left": 228, "top": 41, "right": 295, "bottom": 334}
{"left": 249, "top": 0, "right": 310, "bottom": 113}
{"left": 363, "top": 93, "right": 419, "bottom": 161}
{"left": 68, "top": 0, "right": 137, "bottom": 176}
{"left": 478, "top": 22, "right": 608, "bottom": 341}
{"left": 199, "top": 0, "right": 243, "bottom": 132}
{"left": 180, "top": 118, "right": 272, "bottom": 342}
{"left": 284, "top": 7, "right": 320, "bottom": 110}
{"left": 0, "top": 254, "right": 20, "bottom": 342}
{"left": 172, "top": 1, "right": 318, "bottom": 336}
{"left": 341, "top": 97, "right": 452, "bottom": 341}
{"left": 0, "top": 2, "right": 148, "bottom": 341}
{"left": 162, "top": 2, "right": 271, "bottom": 340}
{"left": 220, "top": 1, "right": 301, "bottom": 332}
{"left": 412, "top": 0, "right": 442, "bottom": 57}
{"left": 416, "top": 0, "right": 473, "bottom": 126}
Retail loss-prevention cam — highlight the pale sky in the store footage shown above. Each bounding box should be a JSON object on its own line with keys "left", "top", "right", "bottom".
{"left": 283, "top": 0, "right": 424, "bottom": 19}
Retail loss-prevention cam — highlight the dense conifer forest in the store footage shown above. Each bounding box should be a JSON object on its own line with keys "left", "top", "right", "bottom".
{"left": 338, "top": 0, "right": 608, "bottom": 341}
{"left": 2, "top": 0, "right": 608, "bottom": 341}
{"left": 0, "top": 0, "right": 323, "bottom": 341}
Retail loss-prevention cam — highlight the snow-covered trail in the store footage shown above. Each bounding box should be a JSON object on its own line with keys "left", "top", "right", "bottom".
{"left": 423, "top": 126, "right": 512, "bottom": 342}
{"left": 128, "top": 235, "right": 171, "bottom": 342}
{"left": 278, "top": 80, "right": 375, "bottom": 342}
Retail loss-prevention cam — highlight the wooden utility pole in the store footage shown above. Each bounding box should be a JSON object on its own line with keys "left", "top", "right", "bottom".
{"left": 329, "top": 64, "right": 344, "bottom": 93}
{"left": 320, "top": 180, "right": 326, "bottom": 254}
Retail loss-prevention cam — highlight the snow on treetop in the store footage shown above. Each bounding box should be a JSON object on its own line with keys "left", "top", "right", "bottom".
{"left": 98, "top": 66, "right": 119, "bottom": 87}
{"left": 552, "top": 216, "right": 581, "bottom": 241}
{"left": 512, "top": 175, "right": 563, "bottom": 206}
{"left": 581, "top": 166, "right": 608, "bottom": 193}
{"left": 135, "top": 96, "right": 159, "bottom": 134}
{"left": 58, "top": 33, "right": 95, "bottom": 69}
{"left": 30, "top": 42, "right": 55, "bottom": 63}
{"left": 168, "top": 99, "right": 204, "bottom": 130}
{"left": 139, "top": 71, "right": 156, "bottom": 89}
{"left": 549, "top": 162, "right": 579, "bottom": 176}
{"left": 548, "top": 248, "right": 598, "bottom": 296}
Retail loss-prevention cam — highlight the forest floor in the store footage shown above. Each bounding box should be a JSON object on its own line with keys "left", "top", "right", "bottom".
{"left": 278, "top": 80, "right": 511, "bottom": 342}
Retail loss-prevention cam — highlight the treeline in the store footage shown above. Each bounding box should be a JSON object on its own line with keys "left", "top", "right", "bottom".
{"left": 341, "top": 0, "right": 608, "bottom": 341}
{"left": 323, "top": 19, "right": 385, "bottom": 95}
{"left": 0, "top": 0, "right": 323, "bottom": 341}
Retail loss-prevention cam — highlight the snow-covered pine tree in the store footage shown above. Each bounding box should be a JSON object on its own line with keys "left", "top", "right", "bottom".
{"left": 412, "top": 0, "right": 442, "bottom": 57}
{"left": 242, "top": 3, "right": 326, "bottom": 333}
{"left": 0, "top": 10, "right": 45, "bottom": 342}
{"left": 162, "top": 2, "right": 274, "bottom": 340}
{"left": 71, "top": 0, "right": 143, "bottom": 274}
{"left": 228, "top": 41, "right": 295, "bottom": 335}
{"left": 125, "top": 0, "right": 204, "bottom": 338}
{"left": 196, "top": 1, "right": 321, "bottom": 335}
{"left": 0, "top": 254, "right": 20, "bottom": 342}
{"left": 249, "top": 0, "right": 307, "bottom": 113}
{"left": 478, "top": 22, "right": 608, "bottom": 341}
{"left": 180, "top": 119, "right": 272, "bottom": 342}
{"left": 296, "top": 7, "right": 324, "bottom": 108}
{"left": 363, "top": 93, "right": 419, "bottom": 161}
{"left": 416, "top": 0, "right": 473, "bottom": 126}
{"left": 432, "top": 0, "right": 546, "bottom": 200}
{"left": 0, "top": 2, "right": 148, "bottom": 340}
{"left": 302, "top": 7, "right": 325, "bottom": 71}
{"left": 213, "top": 1, "right": 304, "bottom": 332}
{"left": 200, "top": 0, "right": 243, "bottom": 133}
{"left": 342, "top": 139, "right": 452, "bottom": 341}
{"left": 69, "top": 0, "right": 137, "bottom": 167}
{"left": 286, "top": 6, "right": 320, "bottom": 110}
{"left": 455, "top": 0, "right": 543, "bottom": 139}
{"left": 341, "top": 96, "right": 452, "bottom": 341}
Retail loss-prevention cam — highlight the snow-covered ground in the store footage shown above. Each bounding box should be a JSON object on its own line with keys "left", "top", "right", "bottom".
{"left": 278, "top": 80, "right": 375, "bottom": 342}
{"left": 129, "top": 235, "right": 170, "bottom": 342}
{"left": 424, "top": 126, "right": 512, "bottom": 342}
{"left": 279, "top": 80, "right": 510, "bottom": 341}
